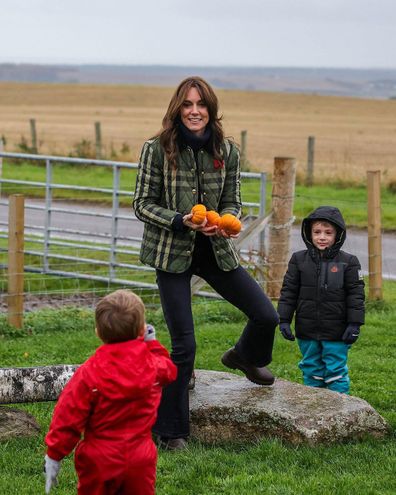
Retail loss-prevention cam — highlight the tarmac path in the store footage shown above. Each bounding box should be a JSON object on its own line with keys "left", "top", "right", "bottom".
{"left": 1, "top": 198, "right": 396, "bottom": 280}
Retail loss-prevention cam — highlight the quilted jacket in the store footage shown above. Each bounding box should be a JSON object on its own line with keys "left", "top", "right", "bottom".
{"left": 133, "top": 137, "right": 242, "bottom": 273}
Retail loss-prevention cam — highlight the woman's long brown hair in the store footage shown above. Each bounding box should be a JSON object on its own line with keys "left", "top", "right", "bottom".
{"left": 158, "top": 76, "right": 225, "bottom": 168}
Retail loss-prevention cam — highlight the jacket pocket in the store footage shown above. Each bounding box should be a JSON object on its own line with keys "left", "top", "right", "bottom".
{"left": 326, "top": 262, "right": 346, "bottom": 289}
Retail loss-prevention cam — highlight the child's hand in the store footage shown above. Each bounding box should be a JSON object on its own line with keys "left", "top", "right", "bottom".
{"left": 342, "top": 324, "right": 360, "bottom": 344}
{"left": 144, "top": 324, "right": 156, "bottom": 341}
{"left": 279, "top": 323, "right": 295, "bottom": 341}
{"left": 44, "top": 455, "right": 61, "bottom": 494}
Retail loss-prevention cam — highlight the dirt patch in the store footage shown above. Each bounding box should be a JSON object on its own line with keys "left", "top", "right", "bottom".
{"left": 0, "top": 292, "right": 100, "bottom": 314}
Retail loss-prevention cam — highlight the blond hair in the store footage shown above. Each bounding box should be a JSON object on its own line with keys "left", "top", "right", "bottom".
{"left": 95, "top": 289, "right": 145, "bottom": 343}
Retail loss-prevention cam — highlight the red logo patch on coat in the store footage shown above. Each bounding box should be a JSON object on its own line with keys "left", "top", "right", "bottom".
{"left": 331, "top": 266, "right": 338, "bottom": 273}
{"left": 214, "top": 159, "right": 225, "bottom": 169}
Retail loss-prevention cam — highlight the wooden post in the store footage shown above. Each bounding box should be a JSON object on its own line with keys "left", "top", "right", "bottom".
{"left": 29, "top": 118, "right": 38, "bottom": 153}
{"left": 240, "top": 130, "right": 247, "bottom": 170}
{"left": 8, "top": 194, "right": 25, "bottom": 328}
{"left": 305, "top": 136, "right": 315, "bottom": 186}
{"left": 259, "top": 172, "right": 267, "bottom": 255}
{"left": 267, "top": 157, "right": 296, "bottom": 299}
{"left": 367, "top": 170, "right": 382, "bottom": 300}
{"left": 95, "top": 121, "right": 102, "bottom": 159}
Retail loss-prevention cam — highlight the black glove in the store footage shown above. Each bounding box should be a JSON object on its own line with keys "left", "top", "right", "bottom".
{"left": 279, "top": 322, "right": 295, "bottom": 341}
{"left": 342, "top": 324, "right": 360, "bottom": 344}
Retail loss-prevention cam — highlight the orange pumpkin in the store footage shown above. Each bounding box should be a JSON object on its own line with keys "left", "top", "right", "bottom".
{"left": 206, "top": 210, "right": 220, "bottom": 227}
{"left": 191, "top": 204, "right": 207, "bottom": 224}
{"left": 218, "top": 214, "right": 241, "bottom": 235}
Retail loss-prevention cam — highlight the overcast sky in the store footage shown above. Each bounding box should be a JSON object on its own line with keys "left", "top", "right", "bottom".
{"left": 1, "top": 0, "right": 395, "bottom": 68}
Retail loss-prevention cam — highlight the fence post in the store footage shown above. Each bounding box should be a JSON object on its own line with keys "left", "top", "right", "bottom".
{"left": 109, "top": 165, "right": 120, "bottom": 281}
{"left": 267, "top": 157, "right": 296, "bottom": 299}
{"left": 305, "top": 136, "right": 315, "bottom": 186}
{"left": 0, "top": 137, "right": 3, "bottom": 198}
{"left": 367, "top": 170, "right": 382, "bottom": 300}
{"left": 95, "top": 121, "right": 102, "bottom": 159}
{"left": 29, "top": 118, "right": 38, "bottom": 153}
{"left": 259, "top": 172, "right": 267, "bottom": 255}
{"left": 8, "top": 194, "right": 25, "bottom": 328}
{"left": 43, "top": 159, "right": 52, "bottom": 272}
{"left": 240, "top": 130, "right": 247, "bottom": 170}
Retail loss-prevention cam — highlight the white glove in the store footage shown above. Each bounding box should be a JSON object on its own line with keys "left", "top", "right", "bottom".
{"left": 144, "top": 324, "right": 156, "bottom": 341}
{"left": 44, "top": 455, "right": 61, "bottom": 494}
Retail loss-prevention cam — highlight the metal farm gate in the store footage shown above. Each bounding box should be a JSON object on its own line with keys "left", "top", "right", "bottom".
{"left": 0, "top": 151, "right": 267, "bottom": 293}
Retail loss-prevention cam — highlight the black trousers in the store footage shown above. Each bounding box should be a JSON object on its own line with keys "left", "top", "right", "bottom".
{"left": 153, "top": 235, "right": 279, "bottom": 439}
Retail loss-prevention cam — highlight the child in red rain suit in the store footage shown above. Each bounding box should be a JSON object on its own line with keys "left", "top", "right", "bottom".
{"left": 44, "top": 289, "right": 177, "bottom": 495}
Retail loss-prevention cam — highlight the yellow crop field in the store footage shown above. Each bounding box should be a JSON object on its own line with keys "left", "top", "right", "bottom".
{"left": 1, "top": 82, "right": 396, "bottom": 184}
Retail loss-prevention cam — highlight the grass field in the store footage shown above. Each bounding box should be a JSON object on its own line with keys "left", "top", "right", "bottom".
{"left": 0, "top": 282, "right": 395, "bottom": 494}
{"left": 1, "top": 82, "right": 396, "bottom": 185}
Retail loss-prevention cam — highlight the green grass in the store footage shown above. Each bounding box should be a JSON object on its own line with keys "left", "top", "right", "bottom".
{"left": 3, "top": 160, "right": 396, "bottom": 229}
{"left": 0, "top": 283, "right": 395, "bottom": 494}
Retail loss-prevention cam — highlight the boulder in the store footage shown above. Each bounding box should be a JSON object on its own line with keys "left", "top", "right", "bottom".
{"left": 0, "top": 406, "right": 40, "bottom": 440}
{"left": 0, "top": 366, "right": 390, "bottom": 445}
{"left": 189, "top": 370, "right": 390, "bottom": 445}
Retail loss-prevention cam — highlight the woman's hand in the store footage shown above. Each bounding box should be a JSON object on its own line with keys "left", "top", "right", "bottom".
{"left": 183, "top": 213, "right": 209, "bottom": 231}
{"left": 217, "top": 228, "right": 240, "bottom": 239}
{"left": 182, "top": 213, "right": 217, "bottom": 236}
{"left": 182, "top": 214, "right": 240, "bottom": 238}
{"left": 200, "top": 224, "right": 218, "bottom": 236}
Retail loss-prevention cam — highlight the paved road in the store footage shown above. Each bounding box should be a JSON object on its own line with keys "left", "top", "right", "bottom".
{"left": 1, "top": 198, "right": 395, "bottom": 279}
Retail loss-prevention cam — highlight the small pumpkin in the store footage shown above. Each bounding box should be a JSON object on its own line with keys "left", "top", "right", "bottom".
{"left": 191, "top": 204, "right": 207, "bottom": 224}
{"left": 206, "top": 210, "right": 220, "bottom": 227}
{"left": 218, "top": 214, "right": 241, "bottom": 235}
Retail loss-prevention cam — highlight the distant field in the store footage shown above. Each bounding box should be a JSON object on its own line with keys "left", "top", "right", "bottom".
{"left": 1, "top": 82, "right": 396, "bottom": 184}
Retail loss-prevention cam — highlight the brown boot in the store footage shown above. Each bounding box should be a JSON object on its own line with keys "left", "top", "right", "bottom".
{"left": 188, "top": 370, "right": 196, "bottom": 390}
{"left": 157, "top": 437, "right": 188, "bottom": 451}
{"left": 221, "top": 347, "right": 275, "bottom": 386}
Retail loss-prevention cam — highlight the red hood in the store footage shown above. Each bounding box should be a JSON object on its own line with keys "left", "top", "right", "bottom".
{"left": 85, "top": 338, "right": 157, "bottom": 401}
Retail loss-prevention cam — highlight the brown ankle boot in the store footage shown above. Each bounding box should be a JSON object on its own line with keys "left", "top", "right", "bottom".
{"left": 188, "top": 370, "right": 196, "bottom": 390}
{"left": 221, "top": 347, "right": 275, "bottom": 386}
{"left": 157, "top": 437, "right": 188, "bottom": 451}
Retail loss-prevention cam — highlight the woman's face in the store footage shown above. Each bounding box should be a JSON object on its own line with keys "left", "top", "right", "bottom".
{"left": 180, "top": 87, "right": 209, "bottom": 136}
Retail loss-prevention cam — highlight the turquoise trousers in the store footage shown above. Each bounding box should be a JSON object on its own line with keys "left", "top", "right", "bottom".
{"left": 297, "top": 339, "right": 351, "bottom": 394}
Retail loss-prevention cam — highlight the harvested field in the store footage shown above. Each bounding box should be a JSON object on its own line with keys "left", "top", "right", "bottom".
{"left": 1, "top": 82, "right": 396, "bottom": 184}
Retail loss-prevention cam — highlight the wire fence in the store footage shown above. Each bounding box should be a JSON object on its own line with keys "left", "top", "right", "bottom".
{"left": 0, "top": 151, "right": 269, "bottom": 317}
{"left": 1, "top": 150, "right": 395, "bottom": 324}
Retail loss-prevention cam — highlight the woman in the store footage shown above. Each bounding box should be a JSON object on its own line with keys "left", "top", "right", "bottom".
{"left": 133, "top": 76, "right": 279, "bottom": 450}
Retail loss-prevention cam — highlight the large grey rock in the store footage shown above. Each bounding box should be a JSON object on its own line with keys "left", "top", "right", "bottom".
{"left": 0, "top": 366, "right": 390, "bottom": 445}
{"left": 0, "top": 406, "right": 40, "bottom": 440}
{"left": 189, "top": 370, "right": 390, "bottom": 445}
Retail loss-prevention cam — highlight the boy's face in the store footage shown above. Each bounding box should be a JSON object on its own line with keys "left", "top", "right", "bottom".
{"left": 311, "top": 221, "right": 337, "bottom": 250}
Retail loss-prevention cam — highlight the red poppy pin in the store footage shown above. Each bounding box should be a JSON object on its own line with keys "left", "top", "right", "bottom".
{"left": 331, "top": 266, "right": 338, "bottom": 273}
{"left": 214, "top": 159, "right": 225, "bottom": 169}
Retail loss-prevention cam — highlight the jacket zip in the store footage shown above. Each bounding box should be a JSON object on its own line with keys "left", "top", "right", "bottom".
{"left": 316, "top": 258, "right": 321, "bottom": 338}
{"left": 324, "top": 260, "right": 329, "bottom": 289}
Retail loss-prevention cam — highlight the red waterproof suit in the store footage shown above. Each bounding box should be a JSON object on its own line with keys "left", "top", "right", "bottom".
{"left": 45, "top": 338, "right": 177, "bottom": 495}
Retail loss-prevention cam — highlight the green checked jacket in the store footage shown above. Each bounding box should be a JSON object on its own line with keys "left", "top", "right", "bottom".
{"left": 133, "top": 136, "right": 242, "bottom": 273}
